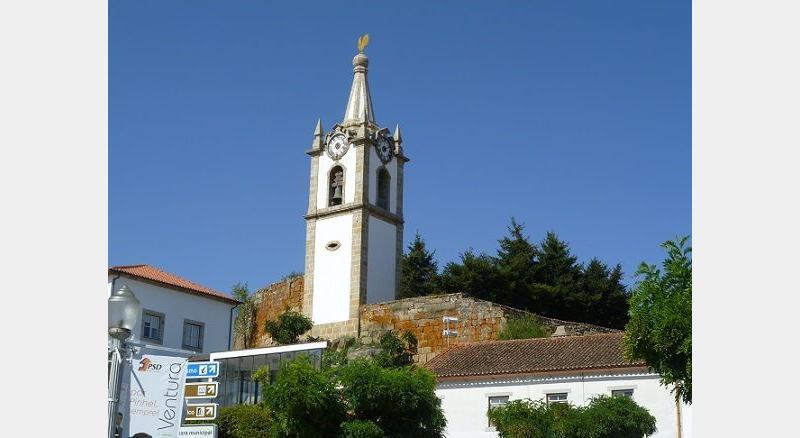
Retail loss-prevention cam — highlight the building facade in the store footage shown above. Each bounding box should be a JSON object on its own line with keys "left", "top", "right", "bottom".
{"left": 108, "top": 264, "right": 240, "bottom": 354}
{"left": 425, "top": 333, "right": 691, "bottom": 438}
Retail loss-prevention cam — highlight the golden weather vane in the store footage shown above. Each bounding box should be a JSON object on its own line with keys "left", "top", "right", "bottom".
{"left": 358, "top": 34, "right": 370, "bottom": 53}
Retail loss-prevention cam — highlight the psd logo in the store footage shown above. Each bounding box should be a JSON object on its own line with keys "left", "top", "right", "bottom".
{"left": 138, "top": 358, "right": 163, "bottom": 372}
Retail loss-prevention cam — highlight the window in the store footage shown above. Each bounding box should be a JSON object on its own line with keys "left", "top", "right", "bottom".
{"left": 376, "top": 167, "right": 390, "bottom": 210}
{"left": 182, "top": 320, "right": 204, "bottom": 351}
{"left": 546, "top": 393, "right": 568, "bottom": 405}
{"left": 612, "top": 389, "right": 634, "bottom": 398}
{"left": 487, "top": 395, "right": 509, "bottom": 427}
{"left": 141, "top": 310, "right": 164, "bottom": 344}
{"left": 328, "top": 165, "right": 344, "bottom": 206}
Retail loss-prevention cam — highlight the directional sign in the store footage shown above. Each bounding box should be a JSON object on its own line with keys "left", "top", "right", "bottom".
{"left": 186, "top": 361, "right": 220, "bottom": 379}
{"left": 178, "top": 424, "right": 217, "bottom": 437}
{"left": 186, "top": 403, "right": 218, "bottom": 421}
{"left": 185, "top": 381, "right": 219, "bottom": 399}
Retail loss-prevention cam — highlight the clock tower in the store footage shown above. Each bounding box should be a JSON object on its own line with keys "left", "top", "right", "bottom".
{"left": 303, "top": 41, "right": 407, "bottom": 338}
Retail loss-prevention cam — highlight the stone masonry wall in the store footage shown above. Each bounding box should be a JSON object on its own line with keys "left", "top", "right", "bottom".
{"left": 359, "top": 293, "right": 616, "bottom": 364}
{"left": 237, "top": 275, "right": 304, "bottom": 349}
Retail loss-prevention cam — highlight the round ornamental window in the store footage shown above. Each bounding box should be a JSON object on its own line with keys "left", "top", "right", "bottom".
{"left": 325, "top": 241, "right": 341, "bottom": 251}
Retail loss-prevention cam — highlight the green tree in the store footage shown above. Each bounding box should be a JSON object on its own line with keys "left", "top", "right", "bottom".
{"left": 623, "top": 236, "right": 692, "bottom": 404}
{"left": 581, "top": 259, "right": 629, "bottom": 329}
{"left": 265, "top": 310, "right": 314, "bottom": 345}
{"left": 232, "top": 283, "right": 257, "bottom": 349}
{"left": 261, "top": 358, "right": 347, "bottom": 437}
{"left": 498, "top": 314, "right": 551, "bottom": 340}
{"left": 495, "top": 219, "right": 538, "bottom": 310}
{"left": 334, "top": 359, "right": 446, "bottom": 437}
{"left": 399, "top": 232, "right": 440, "bottom": 298}
{"left": 439, "top": 250, "right": 506, "bottom": 302}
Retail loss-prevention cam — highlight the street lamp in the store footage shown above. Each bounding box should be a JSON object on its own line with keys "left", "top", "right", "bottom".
{"left": 108, "top": 285, "right": 141, "bottom": 438}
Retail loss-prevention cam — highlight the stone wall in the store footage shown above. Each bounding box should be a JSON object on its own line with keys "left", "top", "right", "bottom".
{"left": 246, "top": 276, "right": 616, "bottom": 364}
{"left": 359, "top": 293, "right": 616, "bottom": 364}
{"left": 237, "top": 275, "right": 304, "bottom": 349}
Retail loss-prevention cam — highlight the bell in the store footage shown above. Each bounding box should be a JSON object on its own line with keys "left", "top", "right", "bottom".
{"left": 331, "top": 185, "right": 343, "bottom": 204}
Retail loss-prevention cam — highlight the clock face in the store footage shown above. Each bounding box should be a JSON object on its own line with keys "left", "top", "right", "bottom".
{"left": 326, "top": 133, "right": 350, "bottom": 160}
{"left": 376, "top": 136, "right": 393, "bottom": 163}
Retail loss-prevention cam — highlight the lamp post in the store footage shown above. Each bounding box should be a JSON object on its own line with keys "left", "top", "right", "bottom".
{"left": 108, "top": 285, "right": 141, "bottom": 438}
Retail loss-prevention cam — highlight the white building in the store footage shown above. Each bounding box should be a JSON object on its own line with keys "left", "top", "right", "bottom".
{"left": 108, "top": 264, "right": 240, "bottom": 353}
{"left": 426, "top": 333, "right": 691, "bottom": 438}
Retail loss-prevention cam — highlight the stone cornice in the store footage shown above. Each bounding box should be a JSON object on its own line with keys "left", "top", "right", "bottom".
{"left": 305, "top": 202, "right": 403, "bottom": 224}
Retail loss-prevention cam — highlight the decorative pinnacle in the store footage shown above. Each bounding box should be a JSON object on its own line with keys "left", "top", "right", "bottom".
{"left": 393, "top": 124, "right": 402, "bottom": 144}
{"left": 311, "top": 118, "right": 324, "bottom": 150}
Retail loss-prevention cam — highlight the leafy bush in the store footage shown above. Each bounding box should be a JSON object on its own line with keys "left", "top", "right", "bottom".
{"left": 259, "top": 357, "right": 346, "bottom": 437}
{"left": 213, "top": 404, "right": 273, "bottom": 438}
{"left": 264, "top": 310, "right": 313, "bottom": 344}
{"left": 498, "top": 314, "right": 551, "bottom": 340}
{"left": 334, "top": 359, "right": 446, "bottom": 437}
{"left": 374, "top": 330, "right": 417, "bottom": 368}
{"left": 488, "top": 395, "right": 656, "bottom": 438}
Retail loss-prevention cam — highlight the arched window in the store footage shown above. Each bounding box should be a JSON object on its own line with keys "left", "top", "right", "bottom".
{"left": 376, "top": 167, "right": 390, "bottom": 210}
{"left": 329, "top": 165, "right": 344, "bottom": 206}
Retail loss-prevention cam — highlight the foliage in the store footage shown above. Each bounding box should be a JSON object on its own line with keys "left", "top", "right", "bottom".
{"left": 438, "top": 220, "right": 630, "bottom": 328}
{"left": 374, "top": 330, "right": 418, "bottom": 368}
{"left": 399, "top": 232, "right": 440, "bottom": 298}
{"left": 333, "top": 359, "right": 446, "bottom": 437}
{"left": 260, "top": 357, "right": 346, "bottom": 437}
{"left": 265, "top": 310, "right": 314, "bottom": 345}
{"left": 498, "top": 314, "right": 551, "bottom": 340}
{"left": 340, "top": 420, "right": 384, "bottom": 438}
{"left": 488, "top": 396, "right": 656, "bottom": 438}
{"left": 231, "top": 282, "right": 257, "bottom": 349}
{"left": 253, "top": 355, "right": 446, "bottom": 438}
{"left": 279, "top": 271, "right": 303, "bottom": 282}
{"left": 213, "top": 404, "right": 273, "bottom": 438}
{"left": 623, "top": 236, "right": 692, "bottom": 404}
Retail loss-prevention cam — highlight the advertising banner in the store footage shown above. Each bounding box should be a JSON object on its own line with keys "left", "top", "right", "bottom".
{"left": 124, "top": 354, "right": 189, "bottom": 438}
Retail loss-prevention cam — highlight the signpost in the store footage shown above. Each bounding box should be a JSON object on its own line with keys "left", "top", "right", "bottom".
{"left": 186, "top": 361, "right": 220, "bottom": 379}
{"left": 184, "top": 381, "right": 219, "bottom": 399}
{"left": 185, "top": 403, "right": 218, "bottom": 421}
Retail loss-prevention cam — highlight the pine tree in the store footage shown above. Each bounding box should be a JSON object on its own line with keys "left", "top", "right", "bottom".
{"left": 398, "top": 232, "right": 440, "bottom": 298}
{"left": 495, "top": 218, "right": 538, "bottom": 310}
{"left": 439, "top": 250, "right": 505, "bottom": 302}
{"left": 532, "top": 232, "right": 583, "bottom": 321}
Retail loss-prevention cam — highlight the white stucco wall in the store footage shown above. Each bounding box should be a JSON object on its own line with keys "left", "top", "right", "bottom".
{"left": 317, "top": 145, "right": 356, "bottom": 207}
{"left": 107, "top": 276, "right": 236, "bottom": 353}
{"left": 367, "top": 146, "right": 398, "bottom": 214}
{"left": 311, "top": 213, "right": 353, "bottom": 324}
{"left": 366, "top": 216, "right": 397, "bottom": 304}
{"left": 436, "top": 372, "right": 690, "bottom": 438}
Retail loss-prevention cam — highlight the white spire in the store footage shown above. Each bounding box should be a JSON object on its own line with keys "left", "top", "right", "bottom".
{"left": 343, "top": 52, "right": 375, "bottom": 127}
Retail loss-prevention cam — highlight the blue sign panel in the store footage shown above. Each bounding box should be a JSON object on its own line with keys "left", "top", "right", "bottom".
{"left": 186, "top": 361, "right": 220, "bottom": 379}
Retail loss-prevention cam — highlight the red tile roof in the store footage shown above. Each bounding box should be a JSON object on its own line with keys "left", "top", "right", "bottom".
{"left": 424, "top": 332, "right": 646, "bottom": 378}
{"left": 109, "top": 264, "right": 240, "bottom": 305}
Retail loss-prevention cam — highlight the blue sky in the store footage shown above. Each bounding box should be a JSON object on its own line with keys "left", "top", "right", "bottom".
{"left": 110, "top": 1, "right": 690, "bottom": 294}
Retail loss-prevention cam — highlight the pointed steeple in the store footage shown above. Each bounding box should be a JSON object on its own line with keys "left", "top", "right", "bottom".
{"left": 343, "top": 50, "right": 376, "bottom": 127}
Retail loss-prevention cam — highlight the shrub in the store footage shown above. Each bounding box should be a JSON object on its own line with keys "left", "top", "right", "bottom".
{"left": 213, "top": 404, "right": 273, "bottom": 438}
{"left": 374, "top": 330, "right": 417, "bottom": 368}
{"left": 265, "top": 310, "right": 313, "bottom": 344}
{"left": 498, "top": 314, "right": 551, "bottom": 340}
{"left": 488, "top": 396, "right": 656, "bottom": 438}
